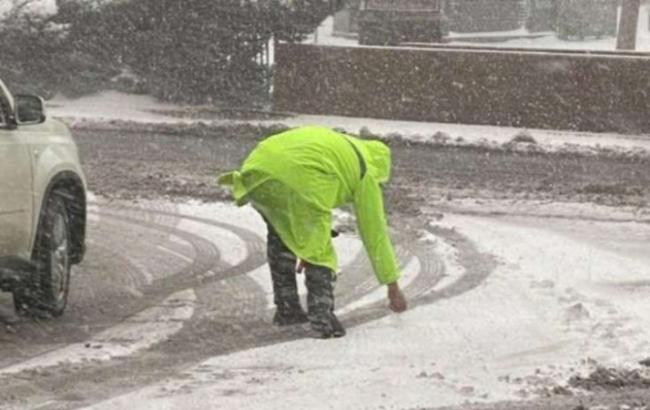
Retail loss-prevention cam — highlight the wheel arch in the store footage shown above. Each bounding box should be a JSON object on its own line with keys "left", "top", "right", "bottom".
{"left": 33, "top": 171, "right": 87, "bottom": 265}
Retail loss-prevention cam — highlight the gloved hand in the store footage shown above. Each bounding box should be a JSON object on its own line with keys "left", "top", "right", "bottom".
{"left": 387, "top": 282, "right": 407, "bottom": 313}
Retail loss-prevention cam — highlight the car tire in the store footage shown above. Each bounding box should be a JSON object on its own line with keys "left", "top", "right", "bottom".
{"left": 13, "top": 192, "right": 71, "bottom": 317}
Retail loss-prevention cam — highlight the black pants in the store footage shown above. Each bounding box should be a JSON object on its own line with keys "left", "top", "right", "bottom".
{"left": 265, "top": 219, "right": 336, "bottom": 330}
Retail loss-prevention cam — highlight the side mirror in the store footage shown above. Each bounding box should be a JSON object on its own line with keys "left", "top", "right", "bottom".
{"left": 15, "top": 94, "right": 46, "bottom": 125}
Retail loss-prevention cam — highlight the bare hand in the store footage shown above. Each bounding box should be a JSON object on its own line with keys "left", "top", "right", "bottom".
{"left": 296, "top": 259, "right": 306, "bottom": 274}
{"left": 387, "top": 282, "right": 407, "bottom": 313}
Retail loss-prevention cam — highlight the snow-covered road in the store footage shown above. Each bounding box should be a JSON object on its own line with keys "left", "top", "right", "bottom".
{"left": 82, "top": 204, "right": 650, "bottom": 410}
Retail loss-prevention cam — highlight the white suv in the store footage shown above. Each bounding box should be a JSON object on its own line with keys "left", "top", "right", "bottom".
{"left": 0, "top": 79, "right": 86, "bottom": 317}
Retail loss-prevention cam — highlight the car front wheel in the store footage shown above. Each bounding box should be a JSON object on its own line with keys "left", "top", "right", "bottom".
{"left": 13, "top": 193, "right": 71, "bottom": 317}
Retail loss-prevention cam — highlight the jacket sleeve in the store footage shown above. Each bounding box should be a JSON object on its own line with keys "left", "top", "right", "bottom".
{"left": 353, "top": 175, "right": 400, "bottom": 285}
{"left": 217, "top": 170, "right": 250, "bottom": 206}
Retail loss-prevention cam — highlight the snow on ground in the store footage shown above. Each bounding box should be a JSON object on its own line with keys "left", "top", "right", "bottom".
{"left": 48, "top": 91, "right": 650, "bottom": 155}
{"left": 426, "top": 197, "right": 650, "bottom": 224}
{"left": 0, "top": 290, "right": 197, "bottom": 376}
{"left": 174, "top": 202, "right": 413, "bottom": 314}
{"left": 84, "top": 205, "right": 650, "bottom": 410}
{"left": 279, "top": 114, "right": 650, "bottom": 153}
{"left": 49, "top": 91, "right": 185, "bottom": 124}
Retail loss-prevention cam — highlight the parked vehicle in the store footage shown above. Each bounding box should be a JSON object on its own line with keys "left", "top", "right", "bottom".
{"left": 0, "top": 78, "right": 86, "bottom": 317}
{"left": 358, "top": 0, "right": 448, "bottom": 45}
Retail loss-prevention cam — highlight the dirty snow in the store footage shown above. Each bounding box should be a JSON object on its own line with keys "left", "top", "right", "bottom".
{"left": 0, "top": 290, "right": 196, "bottom": 376}
{"left": 280, "top": 114, "right": 650, "bottom": 154}
{"left": 83, "top": 201, "right": 650, "bottom": 410}
{"left": 49, "top": 91, "right": 185, "bottom": 124}
{"left": 48, "top": 91, "right": 650, "bottom": 156}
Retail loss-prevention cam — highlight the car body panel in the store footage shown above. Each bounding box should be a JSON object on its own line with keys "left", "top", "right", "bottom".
{"left": 0, "top": 128, "right": 34, "bottom": 259}
{"left": 20, "top": 118, "right": 86, "bottom": 253}
{"left": 0, "top": 78, "right": 86, "bottom": 285}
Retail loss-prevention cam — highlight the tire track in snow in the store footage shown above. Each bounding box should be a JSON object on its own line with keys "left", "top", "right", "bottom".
{"left": 0, "top": 203, "right": 492, "bottom": 410}
{"left": 0, "top": 203, "right": 265, "bottom": 380}
{"left": 0, "top": 290, "right": 197, "bottom": 376}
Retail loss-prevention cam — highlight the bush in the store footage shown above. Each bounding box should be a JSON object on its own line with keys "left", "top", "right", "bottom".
{"left": 0, "top": 4, "right": 118, "bottom": 98}
{"left": 1, "top": 0, "right": 342, "bottom": 104}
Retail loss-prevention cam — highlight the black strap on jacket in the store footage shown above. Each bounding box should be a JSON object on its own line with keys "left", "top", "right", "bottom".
{"left": 344, "top": 137, "right": 367, "bottom": 179}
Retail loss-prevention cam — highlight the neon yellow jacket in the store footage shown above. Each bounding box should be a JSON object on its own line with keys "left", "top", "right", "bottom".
{"left": 218, "top": 126, "right": 400, "bottom": 285}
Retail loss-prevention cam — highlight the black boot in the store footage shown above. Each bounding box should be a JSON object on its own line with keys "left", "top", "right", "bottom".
{"left": 330, "top": 313, "right": 346, "bottom": 338}
{"left": 273, "top": 303, "right": 309, "bottom": 326}
{"left": 304, "top": 264, "right": 345, "bottom": 339}
{"left": 312, "top": 312, "right": 346, "bottom": 339}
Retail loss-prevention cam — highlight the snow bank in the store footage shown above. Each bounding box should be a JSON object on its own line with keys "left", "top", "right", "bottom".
{"left": 277, "top": 114, "right": 650, "bottom": 157}
{"left": 49, "top": 91, "right": 650, "bottom": 159}
{"left": 49, "top": 91, "right": 185, "bottom": 125}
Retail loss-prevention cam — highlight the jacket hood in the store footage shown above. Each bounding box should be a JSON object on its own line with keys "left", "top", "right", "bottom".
{"left": 360, "top": 140, "right": 391, "bottom": 183}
